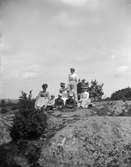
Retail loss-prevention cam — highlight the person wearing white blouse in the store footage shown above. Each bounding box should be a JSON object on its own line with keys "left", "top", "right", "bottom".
{"left": 68, "top": 68, "right": 78, "bottom": 102}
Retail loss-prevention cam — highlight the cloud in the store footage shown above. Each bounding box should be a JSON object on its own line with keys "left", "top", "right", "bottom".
{"left": 22, "top": 71, "right": 38, "bottom": 79}
{"left": 114, "top": 65, "right": 131, "bottom": 78}
{"left": 0, "top": 33, "right": 5, "bottom": 48}
{"left": 117, "top": 65, "right": 129, "bottom": 73}
{"left": 60, "top": 0, "right": 102, "bottom": 11}
{"left": 60, "top": 0, "right": 87, "bottom": 6}
{"left": 52, "top": 12, "right": 81, "bottom": 27}
{"left": 26, "top": 64, "right": 41, "bottom": 73}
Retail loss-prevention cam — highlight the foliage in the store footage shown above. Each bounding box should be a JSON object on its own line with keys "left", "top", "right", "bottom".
{"left": 0, "top": 100, "right": 8, "bottom": 114}
{"left": 89, "top": 80, "right": 104, "bottom": 101}
{"left": 111, "top": 87, "right": 131, "bottom": 101}
{"left": 10, "top": 91, "right": 47, "bottom": 141}
{"left": 77, "top": 79, "right": 104, "bottom": 102}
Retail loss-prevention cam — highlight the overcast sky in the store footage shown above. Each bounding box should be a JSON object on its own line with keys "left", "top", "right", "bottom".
{"left": 0, "top": 0, "right": 131, "bottom": 99}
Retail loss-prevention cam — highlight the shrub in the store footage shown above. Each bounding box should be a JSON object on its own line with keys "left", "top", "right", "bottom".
{"left": 89, "top": 80, "right": 104, "bottom": 101}
{"left": 10, "top": 91, "right": 47, "bottom": 141}
{"left": 111, "top": 87, "right": 131, "bottom": 101}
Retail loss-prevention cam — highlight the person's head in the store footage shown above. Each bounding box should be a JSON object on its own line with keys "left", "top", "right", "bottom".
{"left": 82, "top": 79, "right": 86, "bottom": 83}
{"left": 60, "top": 82, "right": 65, "bottom": 88}
{"left": 70, "top": 68, "right": 75, "bottom": 74}
{"left": 82, "top": 87, "right": 88, "bottom": 93}
{"left": 78, "top": 79, "right": 81, "bottom": 83}
{"left": 51, "top": 95, "right": 55, "bottom": 100}
{"left": 42, "top": 83, "right": 48, "bottom": 91}
{"left": 58, "top": 94, "right": 62, "bottom": 99}
{"left": 70, "top": 84, "right": 74, "bottom": 90}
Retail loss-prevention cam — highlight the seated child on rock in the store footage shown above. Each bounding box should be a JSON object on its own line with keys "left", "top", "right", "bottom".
{"left": 35, "top": 83, "right": 50, "bottom": 110}
{"left": 67, "top": 84, "right": 76, "bottom": 101}
{"left": 54, "top": 94, "right": 64, "bottom": 110}
{"left": 59, "top": 82, "right": 68, "bottom": 104}
{"left": 65, "top": 93, "right": 77, "bottom": 109}
{"left": 46, "top": 95, "right": 55, "bottom": 111}
{"left": 79, "top": 88, "right": 91, "bottom": 109}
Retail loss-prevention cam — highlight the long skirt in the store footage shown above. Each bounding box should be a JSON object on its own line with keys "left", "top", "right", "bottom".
{"left": 80, "top": 98, "right": 91, "bottom": 108}
{"left": 69, "top": 81, "right": 78, "bottom": 102}
{"left": 35, "top": 97, "right": 48, "bottom": 110}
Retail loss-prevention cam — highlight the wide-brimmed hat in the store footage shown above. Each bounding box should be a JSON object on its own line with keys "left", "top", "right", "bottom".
{"left": 60, "top": 82, "right": 65, "bottom": 86}
{"left": 42, "top": 83, "right": 48, "bottom": 89}
{"left": 70, "top": 67, "right": 75, "bottom": 72}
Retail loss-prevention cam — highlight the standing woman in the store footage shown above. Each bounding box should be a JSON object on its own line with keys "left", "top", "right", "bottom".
{"left": 35, "top": 83, "right": 50, "bottom": 110}
{"left": 68, "top": 68, "right": 78, "bottom": 102}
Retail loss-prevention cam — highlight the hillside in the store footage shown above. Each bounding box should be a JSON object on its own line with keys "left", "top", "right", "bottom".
{"left": 40, "top": 117, "right": 131, "bottom": 167}
{"left": 1, "top": 100, "right": 131, "bottom": 167}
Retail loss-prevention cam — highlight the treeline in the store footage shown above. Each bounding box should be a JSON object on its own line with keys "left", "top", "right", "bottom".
{"left": 110, "top": 87, "right": 131, "bottom": 101}
{"left": 78, "top": 79, "right": 104, "bottom": 101}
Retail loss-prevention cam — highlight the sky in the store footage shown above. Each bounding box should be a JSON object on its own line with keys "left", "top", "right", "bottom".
{"left": 0, "top": 0, "right": 131, "bottom": 99}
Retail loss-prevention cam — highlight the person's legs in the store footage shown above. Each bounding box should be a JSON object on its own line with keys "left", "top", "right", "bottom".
{"left": 74, "top": 83, "right": 78, "bottom": 103}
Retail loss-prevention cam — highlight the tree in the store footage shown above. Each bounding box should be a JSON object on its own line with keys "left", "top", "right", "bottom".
{"left": 111, "top": 87, "right": 131, "bottom": 101}
{"left": 10, "top": 91, "right": 47, "bottom": 141}
{"left": 89, "top": 80, "right": 104, "bottom": 101}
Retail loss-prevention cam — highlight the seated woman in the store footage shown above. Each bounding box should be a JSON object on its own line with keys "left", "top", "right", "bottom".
{"left": 65, "top": 93, "right": 77, "bottom": 109}
{"left": 46, "top": 95, "right": 55, "bottom": 111}
{"left": 59, "top": 82, "right": 68, "bottom": 104}
{"left": 79, "top": 87, "right": 91, "bottom": 109}
{"left": 54, "top": 94, "right": 64, "bottom": 110}
{"left": 67, "top": 84, "right": 76, "bottom": 101}
{"left": 35, "top": 83, "right": 50, "bottom": 110}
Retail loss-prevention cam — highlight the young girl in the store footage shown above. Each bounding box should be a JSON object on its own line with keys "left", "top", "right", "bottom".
{"left": 59, "top": 82, "right": 68, "bottom": 104}
{"left": 79, "top": 88, "right": 91, "bottom": 109}
{"left": 35, "top": 83, "right": 50, "bottom": 110}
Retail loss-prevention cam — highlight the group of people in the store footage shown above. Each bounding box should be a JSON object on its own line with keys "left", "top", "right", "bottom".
{"left": 34, "top": 68, "right": 91, "bottom": 111}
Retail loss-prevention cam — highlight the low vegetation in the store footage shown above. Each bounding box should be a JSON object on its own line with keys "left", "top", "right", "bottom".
{"left": 1, "top": 87, "right": 131, "bottom": 167}
{"left": 10, "top": 91, "right": 47, "bottom": 141}
{"left": 111, "top": 87, "right": 131, "bottom": 101}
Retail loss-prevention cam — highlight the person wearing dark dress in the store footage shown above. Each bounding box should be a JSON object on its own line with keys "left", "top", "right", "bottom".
{"left": 77, "top": 79, "right": 82, "bottom": 101}
{"left": 65, "top": 93, "right": 77, "bottom": 109}
{"left": 54, "top": 94, "right": 64, "bottom": 110}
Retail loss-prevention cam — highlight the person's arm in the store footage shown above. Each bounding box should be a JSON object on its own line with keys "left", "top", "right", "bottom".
{"left": 35, "top": 91, "right": 41, "bottom": 101}
{"left": 68, "top": 74, "right": 70, "bottom": 83}
{"left": 54, "top": 99, "right": 57, "bottom": 107}
{"left": 75, "top": 74, "right": 78, "bottom": 83}
{"left": 47, "top": 91, "right": 50, "bottom": 99}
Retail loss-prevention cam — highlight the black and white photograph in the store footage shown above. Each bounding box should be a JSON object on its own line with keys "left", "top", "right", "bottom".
{"left": 0, "top": 0, "right": 131, "bottom": 166}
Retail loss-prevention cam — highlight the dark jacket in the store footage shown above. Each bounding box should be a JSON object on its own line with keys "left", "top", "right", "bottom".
{"left": 55, "top": 98, "right": 64, "bottom": 108}
{"left": 65, "top": 98, "right": 77, "bottom": 109}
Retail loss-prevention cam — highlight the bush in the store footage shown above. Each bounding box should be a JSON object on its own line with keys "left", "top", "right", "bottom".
{"left": 89, "top": 80, "right": 104, "bottom": 101}
{"left": 111, "top": 87, "right": 131, "bottom": 101}
{"left": 10, "top": 91, "right": 47, "bottom": 141}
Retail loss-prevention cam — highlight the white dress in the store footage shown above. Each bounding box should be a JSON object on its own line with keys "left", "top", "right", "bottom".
{"left": 68, "top": 73, "right": 78, "bottom": 101}
{"left": 79, "top": 91, "right": 91, "bottom": 108}
{"left": 35, "top": 91, "right": 49, "bottom": 110}
{"left": 59, "top": 87, "right": 68, "bottom": 104}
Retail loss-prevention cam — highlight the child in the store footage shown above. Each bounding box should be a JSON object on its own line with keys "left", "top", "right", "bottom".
{"left": 35, "top": 83, "right": 50, "bottom": 110}
{"left": 55, "top": 94, "right": 64, "bottom": 110}
{"left": 59, "top": 82, "right": 68, "bottom": 104}
{"left": 65, "top": 93, "right": 77, "bottom": 109}
{"left": 46, "top": 95, "right": 55, "bottom": 111}
{"left": 79, "top": 88, "right": 91, "bottom": 109}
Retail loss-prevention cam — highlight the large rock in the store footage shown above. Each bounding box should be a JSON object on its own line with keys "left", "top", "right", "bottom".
{"left": 40, "top": 117, "right": 131, "bottom": 167}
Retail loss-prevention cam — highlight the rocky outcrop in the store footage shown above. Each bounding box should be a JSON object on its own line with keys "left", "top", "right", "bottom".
{"left": 40, "top": 117, "right": 131, "bottom": 167}
{"left": 1, "top": 100, "right": 131, "bottom": 167}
